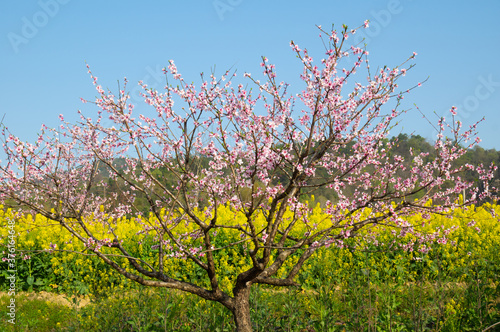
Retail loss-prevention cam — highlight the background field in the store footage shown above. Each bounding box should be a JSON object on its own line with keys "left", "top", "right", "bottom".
{"left": 1, "top": 203, "right": 500, "bottom": 331}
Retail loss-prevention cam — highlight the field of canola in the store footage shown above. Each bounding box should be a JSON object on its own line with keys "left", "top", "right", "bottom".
{"left": 1, "top": 202, "right": 500, "bottom": 330}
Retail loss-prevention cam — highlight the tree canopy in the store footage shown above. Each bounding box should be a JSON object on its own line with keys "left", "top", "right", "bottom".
{"left": 0, "top": 22, "right": 497, "bottom": 331}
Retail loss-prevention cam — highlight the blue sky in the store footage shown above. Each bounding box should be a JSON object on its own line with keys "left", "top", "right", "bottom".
{"left": 1, "top": 0, "right": 499, "bottom": 149}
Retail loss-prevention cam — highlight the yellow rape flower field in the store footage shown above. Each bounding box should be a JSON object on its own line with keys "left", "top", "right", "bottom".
{"left": 1, "top": 202, "right": 500, "bottom": 331}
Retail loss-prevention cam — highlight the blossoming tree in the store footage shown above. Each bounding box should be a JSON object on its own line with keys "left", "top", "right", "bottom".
{"left": 0, "top": 22, "right": 496, "bottom": 331}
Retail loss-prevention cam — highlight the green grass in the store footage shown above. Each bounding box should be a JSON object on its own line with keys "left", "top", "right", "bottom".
{"left": 0, "top": 293, "right": 74, "bottom": 332}
{"left": 2, "top": 280, "right": 499, "bottom": 332}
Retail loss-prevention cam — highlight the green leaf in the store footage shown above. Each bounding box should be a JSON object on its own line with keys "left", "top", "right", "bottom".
{"left": 34, "top": 278, "right": 45, "bottom": 286}
{"left": 27, "top": 275, "right": 34, "bottom": 286}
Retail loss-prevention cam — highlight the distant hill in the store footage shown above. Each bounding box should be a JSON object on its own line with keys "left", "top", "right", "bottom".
{"left": 92, "top": 134, "right": 499, "bottom": 213}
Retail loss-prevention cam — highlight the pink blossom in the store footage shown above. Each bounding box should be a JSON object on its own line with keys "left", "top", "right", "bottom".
{"left": 0, "top": 22, "right": 495, "bottom": 325}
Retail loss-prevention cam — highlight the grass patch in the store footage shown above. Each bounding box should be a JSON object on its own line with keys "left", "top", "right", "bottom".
{"left": 2, "top": 281, "right": 499, "bottom": 331}
{"left": 0, "top": 292, "right": 75, "bottom": 332}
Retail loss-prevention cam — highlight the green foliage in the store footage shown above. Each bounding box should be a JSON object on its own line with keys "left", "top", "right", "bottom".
{"left": 1, "top": 204, "right": 500, "bottom": 330}
{"left": 0, "top": 293, "right": 74, "bottom": 332}
{"left": 84, "top": 136, "right": 500, "bottom": 209}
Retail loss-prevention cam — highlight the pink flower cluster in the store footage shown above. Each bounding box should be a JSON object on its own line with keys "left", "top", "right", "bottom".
{"left": 0, "top": 22, "right": 496, "bottom": 289}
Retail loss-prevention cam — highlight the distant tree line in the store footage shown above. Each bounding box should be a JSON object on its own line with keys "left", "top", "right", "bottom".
{"left": 92, "top": 133, "right": 499, "bottom": 215}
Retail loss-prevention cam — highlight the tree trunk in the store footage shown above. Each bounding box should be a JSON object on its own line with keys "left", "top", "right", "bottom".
{"left": 232, "top": 285, "right": 253, "bottom": 332}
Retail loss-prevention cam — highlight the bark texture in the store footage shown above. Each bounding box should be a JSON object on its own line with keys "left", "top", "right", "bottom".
{"left": 232, "top": 286, "right": 253, "bottom": 332}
